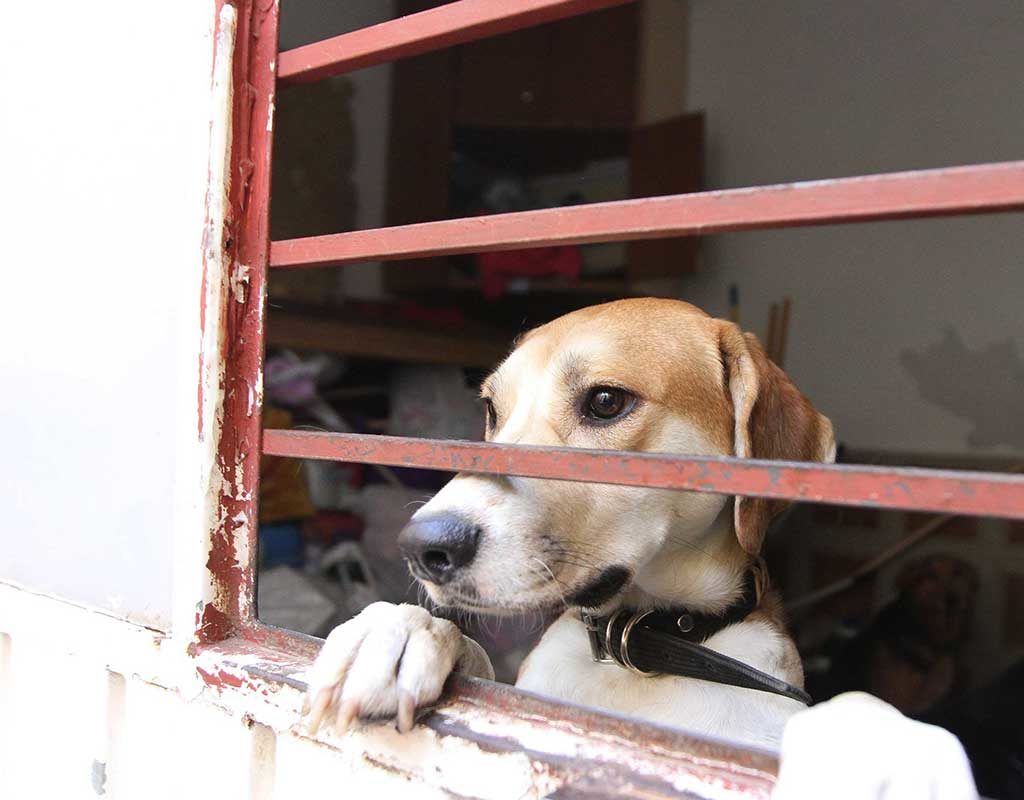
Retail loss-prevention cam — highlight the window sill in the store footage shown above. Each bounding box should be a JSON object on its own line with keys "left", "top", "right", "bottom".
{"left": 196, "top": 622, "right": 779, "bottom": 799}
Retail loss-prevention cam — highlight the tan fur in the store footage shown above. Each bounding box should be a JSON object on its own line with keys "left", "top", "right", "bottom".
{"left": 718, "top": 320, "right": 836, "bottom": 553}
{"left": 493, "top": 299, "right": 735, "bottom": 454}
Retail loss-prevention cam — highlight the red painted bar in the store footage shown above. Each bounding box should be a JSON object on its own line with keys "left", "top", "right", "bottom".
{"left": 269, "top": 162, "right": 1024, "bottom": 269}
{"left": 262, "top": 430, "right": 1024, "bottom": 520}
{"left": 203, "top": 0, "right": 280, "bottom": 638}
{"left": 278, "top": 0, "right": 633, "bottom": 85}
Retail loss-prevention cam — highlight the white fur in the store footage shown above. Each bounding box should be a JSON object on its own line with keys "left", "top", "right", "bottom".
{"left": 775, "top": 693, "right": 977, "bottom": 799}
{"left": 517, "top": 613, "right": 804, "bottom": 749}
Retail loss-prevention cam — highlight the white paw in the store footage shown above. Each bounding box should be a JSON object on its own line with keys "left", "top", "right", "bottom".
{"left": 774, "top": 692, "right": 977, "bottom": 800}
{"left": 301, "top": 602, "right": 492, "bottom": 736}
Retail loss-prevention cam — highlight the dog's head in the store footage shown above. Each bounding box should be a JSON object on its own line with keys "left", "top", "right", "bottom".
{"left": 894, "top": 555, "right": 978, "bottom": 648}
{"left": 400, "top": 299, "right": 834, "bottom": 613}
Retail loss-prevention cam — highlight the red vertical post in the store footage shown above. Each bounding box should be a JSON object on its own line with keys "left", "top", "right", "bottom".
{"left": 201, "top": 0, "right": 279, "bottom": 642}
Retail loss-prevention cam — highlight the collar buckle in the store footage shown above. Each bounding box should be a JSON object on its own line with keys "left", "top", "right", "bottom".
{"left": 580, "top": 610, "right": 614, "bottom": 664}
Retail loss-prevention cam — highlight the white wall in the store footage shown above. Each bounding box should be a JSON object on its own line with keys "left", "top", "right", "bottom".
{"left": 683, "top": 0, "right": 1024, "bottom": 457}
{"left": 0, "top": 1, "right": 219, "bottom": 629}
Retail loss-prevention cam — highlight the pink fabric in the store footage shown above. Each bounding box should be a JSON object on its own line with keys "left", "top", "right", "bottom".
{"left": 477, "top": 246, "right": 582, "bottom": 298}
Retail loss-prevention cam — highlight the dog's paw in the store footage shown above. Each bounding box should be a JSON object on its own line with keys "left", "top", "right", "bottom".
{"left": 301, "top": 602, "right": 493, "bottom": 736}
{"left": 774, "top": 692, "right": 977, "bottom": 800}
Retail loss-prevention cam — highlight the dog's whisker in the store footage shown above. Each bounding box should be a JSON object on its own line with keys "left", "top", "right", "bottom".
{"left": 532, "top": 556, "right": 570, "bottom": 609}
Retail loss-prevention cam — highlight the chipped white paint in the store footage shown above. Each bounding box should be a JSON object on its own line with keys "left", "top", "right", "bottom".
{"left": 438, "top": 699, "right": 764, "bottom": 800}
{"left": 0, "top": 589, "right": 476, "bottom": 797}
{"left": 173, "top": 0, "right": 239, "bottom": 657}
{"left": 2, "top": 560, "right": 769, "bottom": 798}
{"left": 233, "top": 451, "right": 252, "bottom": 502}
{"left": 231, "top": 262, "right": 251, "bottom": 303}
{"left": 194, "top": 636, "right": 773, "bottom": 798}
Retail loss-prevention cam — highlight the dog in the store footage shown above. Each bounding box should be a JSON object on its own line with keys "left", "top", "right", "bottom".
{"left": 302, "top": 299, "right": 976, "bottom": 797}
{"left": 811, "top": 555, "right": 978, "bottom": 715}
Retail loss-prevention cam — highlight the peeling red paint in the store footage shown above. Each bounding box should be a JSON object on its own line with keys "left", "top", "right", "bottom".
{"left": 197, "top": 603, "right": 234, "bottom": 645}
{"left": 194, "top": 636, "right": 778, "bottom": 797}
{"left": 198, "top": 663, "right": 248, "bottom": 688}
{"left": 199, "top": 0, "right": 279, "bottom": 641}
{"left": 197, "top": 664, "right": 248, "bottom": 690}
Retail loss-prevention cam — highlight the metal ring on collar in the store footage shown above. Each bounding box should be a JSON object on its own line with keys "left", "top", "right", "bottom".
{"left": 604, "top": 609, "right": 626, "bottom": 665}
{"left": 620, "top": 609, "right": 658, "bottom": 676}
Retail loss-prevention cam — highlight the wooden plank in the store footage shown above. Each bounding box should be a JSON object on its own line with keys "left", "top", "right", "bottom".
{"left": 266, "top": 310, "right": 508, "bottom": 368}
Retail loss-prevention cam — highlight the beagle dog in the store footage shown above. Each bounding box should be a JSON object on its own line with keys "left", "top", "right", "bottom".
{"left": 302, "top": 299, "right": 976, "bottom": 798}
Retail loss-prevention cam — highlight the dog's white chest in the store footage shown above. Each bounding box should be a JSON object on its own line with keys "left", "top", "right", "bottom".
{"left": 515, "top": 613, "right": 803, "bottom": 749}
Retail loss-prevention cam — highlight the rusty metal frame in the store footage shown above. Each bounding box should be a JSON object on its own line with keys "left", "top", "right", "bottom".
{"left": 270, "top": 161, "right": 1024, "bottom": 269}
{"left": 262, "top": 430, "right": 1024, "bottom": 520}
{"left": 197, "top": 0, "right": 1024, "bottom": 795}
{"left": 196, "top": 0, "right": 277, "bottom": 645}
{"left": 277, "top": 0, "right": 635, "bottom": 84}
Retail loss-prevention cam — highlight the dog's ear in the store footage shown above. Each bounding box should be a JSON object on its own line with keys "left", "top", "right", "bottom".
{"left": 718, "top": 321, "right": 835, "bottom": 554}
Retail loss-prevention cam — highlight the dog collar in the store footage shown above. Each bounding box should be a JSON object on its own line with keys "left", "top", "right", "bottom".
{"left": 579, "top": 571, "right": 812, "bottom": 705}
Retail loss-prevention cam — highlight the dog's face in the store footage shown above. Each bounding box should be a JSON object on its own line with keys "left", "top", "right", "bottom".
{"left": 400, "top": 299, "right": 834, "bottom": 613}
{"left": 895, "top": 556, "right": 978, "bottom": 647}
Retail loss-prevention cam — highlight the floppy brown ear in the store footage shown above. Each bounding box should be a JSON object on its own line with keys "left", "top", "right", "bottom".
{"left": 718, "top": 321, "right": 836, "bottom": 555}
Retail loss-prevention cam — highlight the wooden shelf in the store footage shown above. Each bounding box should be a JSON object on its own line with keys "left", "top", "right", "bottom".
{"left": 266, "top": 309, "right": 509, "bottom": 368}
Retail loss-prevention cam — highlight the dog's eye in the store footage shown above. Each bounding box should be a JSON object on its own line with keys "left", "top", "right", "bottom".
{"left": 482, "top": 397, "right": 498, "bottom": 429}
{"left": 583, "top": 386, "right": 635, "bottom": 422}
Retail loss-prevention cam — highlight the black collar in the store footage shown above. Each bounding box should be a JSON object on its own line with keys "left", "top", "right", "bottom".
{"left": 580, "top": 571, "right": 812, "bottom": 705}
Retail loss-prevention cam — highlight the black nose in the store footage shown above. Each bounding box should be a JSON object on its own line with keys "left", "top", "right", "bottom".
{"left": 398, "top": 514, "right": 481, "bottom": 584}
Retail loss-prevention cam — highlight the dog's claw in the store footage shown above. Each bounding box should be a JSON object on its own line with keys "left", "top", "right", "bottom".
{"left": 396, "top": 690, "right": 416, "bottom": 733}
{"left": 301, "top": 602, "right": 489, "bottom": 739}
{"left": 334, "top": 697, "right": 359, "bottom": 736}
{"left": 304, "top": 687, "right": 333, "bottom": 734}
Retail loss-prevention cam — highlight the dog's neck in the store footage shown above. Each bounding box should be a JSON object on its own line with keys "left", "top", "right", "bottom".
{"left": 623, "top": 501, "right": 752, "bottom": 615}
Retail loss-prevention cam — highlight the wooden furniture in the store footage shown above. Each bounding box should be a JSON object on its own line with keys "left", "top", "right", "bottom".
{"left": 384, "top": 1, "right": 702, "bottom": 298}
{"left": 267, "top": 308, "right": 508, "bottom": 368}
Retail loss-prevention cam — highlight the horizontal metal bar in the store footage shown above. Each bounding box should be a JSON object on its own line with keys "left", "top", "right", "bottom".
{"left": 262, "top": 430, "right": 1024, "bottom": 520}
{"left": 277, "top": 0, "right": 633, "bottom": 85}
{"left": 269, "top": 161, "right": 1024, "bottom": 269}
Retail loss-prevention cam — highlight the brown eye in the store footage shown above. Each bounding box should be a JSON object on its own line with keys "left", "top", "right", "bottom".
{"left": 583, "top": 386, "right": 634, "bottom": 421}
{"left": 483, "top": 398, "right": 497, "bottom": 429}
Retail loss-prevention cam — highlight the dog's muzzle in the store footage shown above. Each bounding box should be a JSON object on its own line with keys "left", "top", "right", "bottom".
{"left": 399, "top": 513, "right": 481, "bottom": 585}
